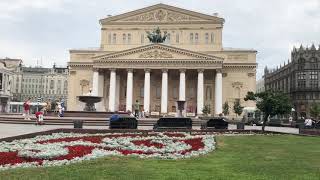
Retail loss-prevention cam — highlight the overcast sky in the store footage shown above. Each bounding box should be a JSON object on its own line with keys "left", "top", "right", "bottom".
{"left": 0, "top": 0, "right": 319, "bottom": 79}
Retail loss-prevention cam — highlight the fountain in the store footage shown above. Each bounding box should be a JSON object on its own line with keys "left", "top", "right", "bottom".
{"left": 177, "top": 100, "right": 186, "bottom": 117}
{"left": 77, "top": 89, "right": 102, "bottom": 111}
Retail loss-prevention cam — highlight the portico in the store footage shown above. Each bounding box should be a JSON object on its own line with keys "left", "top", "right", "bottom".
{"left": 89, "top": 44, "right": 223, "bottom": 115}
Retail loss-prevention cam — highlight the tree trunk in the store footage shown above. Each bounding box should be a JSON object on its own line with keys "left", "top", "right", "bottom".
{"left": 262, "top": 115, "right": 268, "bottom": 132}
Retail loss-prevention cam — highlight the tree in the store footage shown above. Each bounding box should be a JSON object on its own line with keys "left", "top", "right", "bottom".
{"left": 233, "top": 99, "right": 244, "bottom": 117}
{"left": 202, "top": 104, "right": 211, "bottom": 116}
{"left": 223, "top": 101, "right": 229, "bottom": 116}
{"left": 310, "top": 103, "right": 320, "bottom": 120}
{"left": 244, "top": 90, "right": 291, "bottom": 132}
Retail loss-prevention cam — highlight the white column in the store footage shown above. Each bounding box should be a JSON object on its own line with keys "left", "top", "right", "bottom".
{"left": 215, "top": 69, "right": 223, "bottom": 115}
{"left": 197, "top": 69, "right": 204, "bottom": 115}
{"left": 144, "top": 69, "right": 151, "bottom": 113}
{"left": 161, "top": 69, "right": 168, "bottom": 114}
{"left": 92, "top": 70, "right": 99, "bottom": 96}
{"left": 179, "top": 69, "right": 186, "bottom": 101}
{"left": 108, "top": 69, "right": 116, "bottom": 112}
{"left": 97, "top": 72, "right": 105, "bottom": 111}
{"left": 126, "top": 69, "right": 133, "bottom": 112}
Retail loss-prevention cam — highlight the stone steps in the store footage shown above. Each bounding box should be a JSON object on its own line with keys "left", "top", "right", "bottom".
{"left": 0, "top": 116, "right": 204, "bottom": 126}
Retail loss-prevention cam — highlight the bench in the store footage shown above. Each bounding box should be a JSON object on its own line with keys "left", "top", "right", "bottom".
{"left": 153, "top": 117, "right": 192, "bottom": 129}
{"left": 109, "top": 117, "right": 138, "bottom": 129}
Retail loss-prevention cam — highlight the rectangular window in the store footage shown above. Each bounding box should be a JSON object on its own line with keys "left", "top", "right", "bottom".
{"left": 127, "top": 34, "right": 131, "bottom": 44}
{"left": 113, "top": 33, "right": 117, "bottom": 44}
{"left": 297, "top": 72, "right": 306, "bottom": 80}
{"left": 122, "top": 33, "right": 126, "bottom": 44}
{"left": 310, "top": 71, "right": 318, "bottom": 80}
{"left": 50, "top": 80, "right": 54, "bottom": 89}
{"left": 205, "top": 33, "right": 209, "bottom": 44}
{"left": 298, "top": 80, "right": 306, "bottom": 88}
{"left": 310, "top": 80, "right": 318, "bottom": 88}
{"left": 190, "top": 33, "right": 194, "bottom": 44}
{"left": 195, "top": 33, "right": 199, "bottom": 44}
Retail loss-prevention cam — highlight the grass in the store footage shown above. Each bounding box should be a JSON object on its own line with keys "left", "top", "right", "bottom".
{"left": 0, "top": 135, "right": 319, "bottom": 180}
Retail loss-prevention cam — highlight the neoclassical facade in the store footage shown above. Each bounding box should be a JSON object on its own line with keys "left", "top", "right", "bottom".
{"left": 68, "top": 4, "right": 257, "bottom": 116}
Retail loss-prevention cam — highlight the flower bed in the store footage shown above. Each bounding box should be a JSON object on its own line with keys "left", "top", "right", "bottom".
{"left": 0, "top": 132, "right": 215, "bottom": 170}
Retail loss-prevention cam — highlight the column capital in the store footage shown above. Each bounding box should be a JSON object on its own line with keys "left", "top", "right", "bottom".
{"left": 127, "top": 68, "right": 133, "bottom": 73}
{"left": 197, "top": 69, "right": 204, "bottom": 73}
{"left": 109, "top": 68, "right": 116, "bottom": 72}
{"left": 92, "top": 68, "right": 99, "bottom": 72}
{"left": 162, "top": 69, "right": 168, "bottom": 73}
{"left": 179, "top": 69, "right": 186, "bottom": 73}
{"left": 216, "top": 69, "right": 222, "bottom": 73}
{"left": 144, "top": 68, "right": 151, "bottom": 73}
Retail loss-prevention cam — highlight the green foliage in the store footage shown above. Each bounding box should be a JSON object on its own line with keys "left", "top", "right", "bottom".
{"left": 244, "top": 90, "right": 291, "bottom": 131}
{"left": 1, "top": 136, "right": 320, "bottom": 180}
{"left": 309, "top": 103, "right": 320, "bottom": 119}
{"left": 202, "top": 104, "right": 211, "bottom": 116}
{"left": 233, "top": 99, "right": 243, "bottom": 116}
{"left": 223, "top": 101, "right": 229, "bottom": 115}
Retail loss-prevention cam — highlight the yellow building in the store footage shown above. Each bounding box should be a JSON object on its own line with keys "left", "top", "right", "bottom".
{"left": 68, "top": 4, "right": 257, "bottom": 116}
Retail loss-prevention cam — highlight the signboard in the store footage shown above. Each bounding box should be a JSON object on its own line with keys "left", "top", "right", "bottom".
{"left": 0, "top": 73, "right": 2, "bottom": 90}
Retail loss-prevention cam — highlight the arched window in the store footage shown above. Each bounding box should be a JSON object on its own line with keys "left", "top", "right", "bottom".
{"left": 112, "top": 33, "right": 117, "bottom": 44}
{"left": 122, "top": 33, "right": 126, "bottom": 44}
{"left": 176, "top": 33, "right": 180, "bottom": 43}
{"left": 127, "top": 33, "right": 131, "bottom": 44}
{"left": 190, "top": 33, "right": 194, "bottom": 43}
{"left": 141, "top": 34, "right": 144, "bottom": 44}
{"left": 195, "top": 33, "right": 199, "bottom": 44}
{"left": 205, "top": 33, "right": 209, "bottom": 44}
{"left": 211, "top": 33, "right": 214, "bottom": 44}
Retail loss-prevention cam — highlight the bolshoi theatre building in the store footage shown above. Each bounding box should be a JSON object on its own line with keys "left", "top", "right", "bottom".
{"left": 68, "top": 4, "right": 257, "bottom": 116}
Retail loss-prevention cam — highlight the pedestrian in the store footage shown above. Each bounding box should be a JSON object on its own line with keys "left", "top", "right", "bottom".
{"left": 304, "top": 117, "right": 313, "bottom": 129}
{"left": 23, "top": 98, "right": 31, "bottom": 120}
{"left": 134, "top": 100, "right": 140, "bottom": 118}
{"left": 35, "top": 108, "right": 44, "bottom": 125}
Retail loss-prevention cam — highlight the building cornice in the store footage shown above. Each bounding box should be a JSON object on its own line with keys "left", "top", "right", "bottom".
{"left": 93, "top": 43, "right": 224, "bottom": 61}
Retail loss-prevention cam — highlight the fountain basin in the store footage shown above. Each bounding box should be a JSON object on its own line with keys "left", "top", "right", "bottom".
{"left": 77, "top": 96, "right": 102, "bottom": 111}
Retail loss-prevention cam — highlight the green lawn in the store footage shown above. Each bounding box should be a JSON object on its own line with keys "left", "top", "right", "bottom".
{"left": 1, "top": 135, "right": 320, "bottom": 180}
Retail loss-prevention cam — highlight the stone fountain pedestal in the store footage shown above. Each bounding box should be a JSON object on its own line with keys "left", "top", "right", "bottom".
{"left": 77, "top": 96, "right": 102, "bottom": 112}
{"left": 177, "top": 100, "right": 186, "bottom": 117}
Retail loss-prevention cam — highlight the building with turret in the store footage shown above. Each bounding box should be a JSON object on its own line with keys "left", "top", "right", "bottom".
{"left": 264, "top": 44, "right": 320, "bottom": 118}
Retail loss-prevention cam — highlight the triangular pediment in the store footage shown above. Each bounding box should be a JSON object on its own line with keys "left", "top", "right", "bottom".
{"left": 100, "top": 4, "right": 224, "bottom": 24}
{"left": 93, "top": 44, "right": 223, "bottom": 61}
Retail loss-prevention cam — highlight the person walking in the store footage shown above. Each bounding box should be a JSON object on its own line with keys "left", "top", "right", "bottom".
{"left": 134, "top": 100, "right": 140, "bottom": 118}
{"left": 23, "top": 98, "right": 31, "bottom": 120}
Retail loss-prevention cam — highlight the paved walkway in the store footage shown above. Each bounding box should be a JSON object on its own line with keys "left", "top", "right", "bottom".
{"left": 0, "top": 124, "right": 299, "bottom": 139}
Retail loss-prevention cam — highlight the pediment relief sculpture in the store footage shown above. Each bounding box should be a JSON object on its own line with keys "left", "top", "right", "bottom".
{"left": 121, "top": 9, "right": 201, "bottom": 22}
{"left": 138, "top": 50, "right": 173, "bottom": 59}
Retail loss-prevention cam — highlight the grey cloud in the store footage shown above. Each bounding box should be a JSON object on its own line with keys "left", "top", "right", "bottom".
{"left": 0, "top": 0, "right": 319, "bottom": 79}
